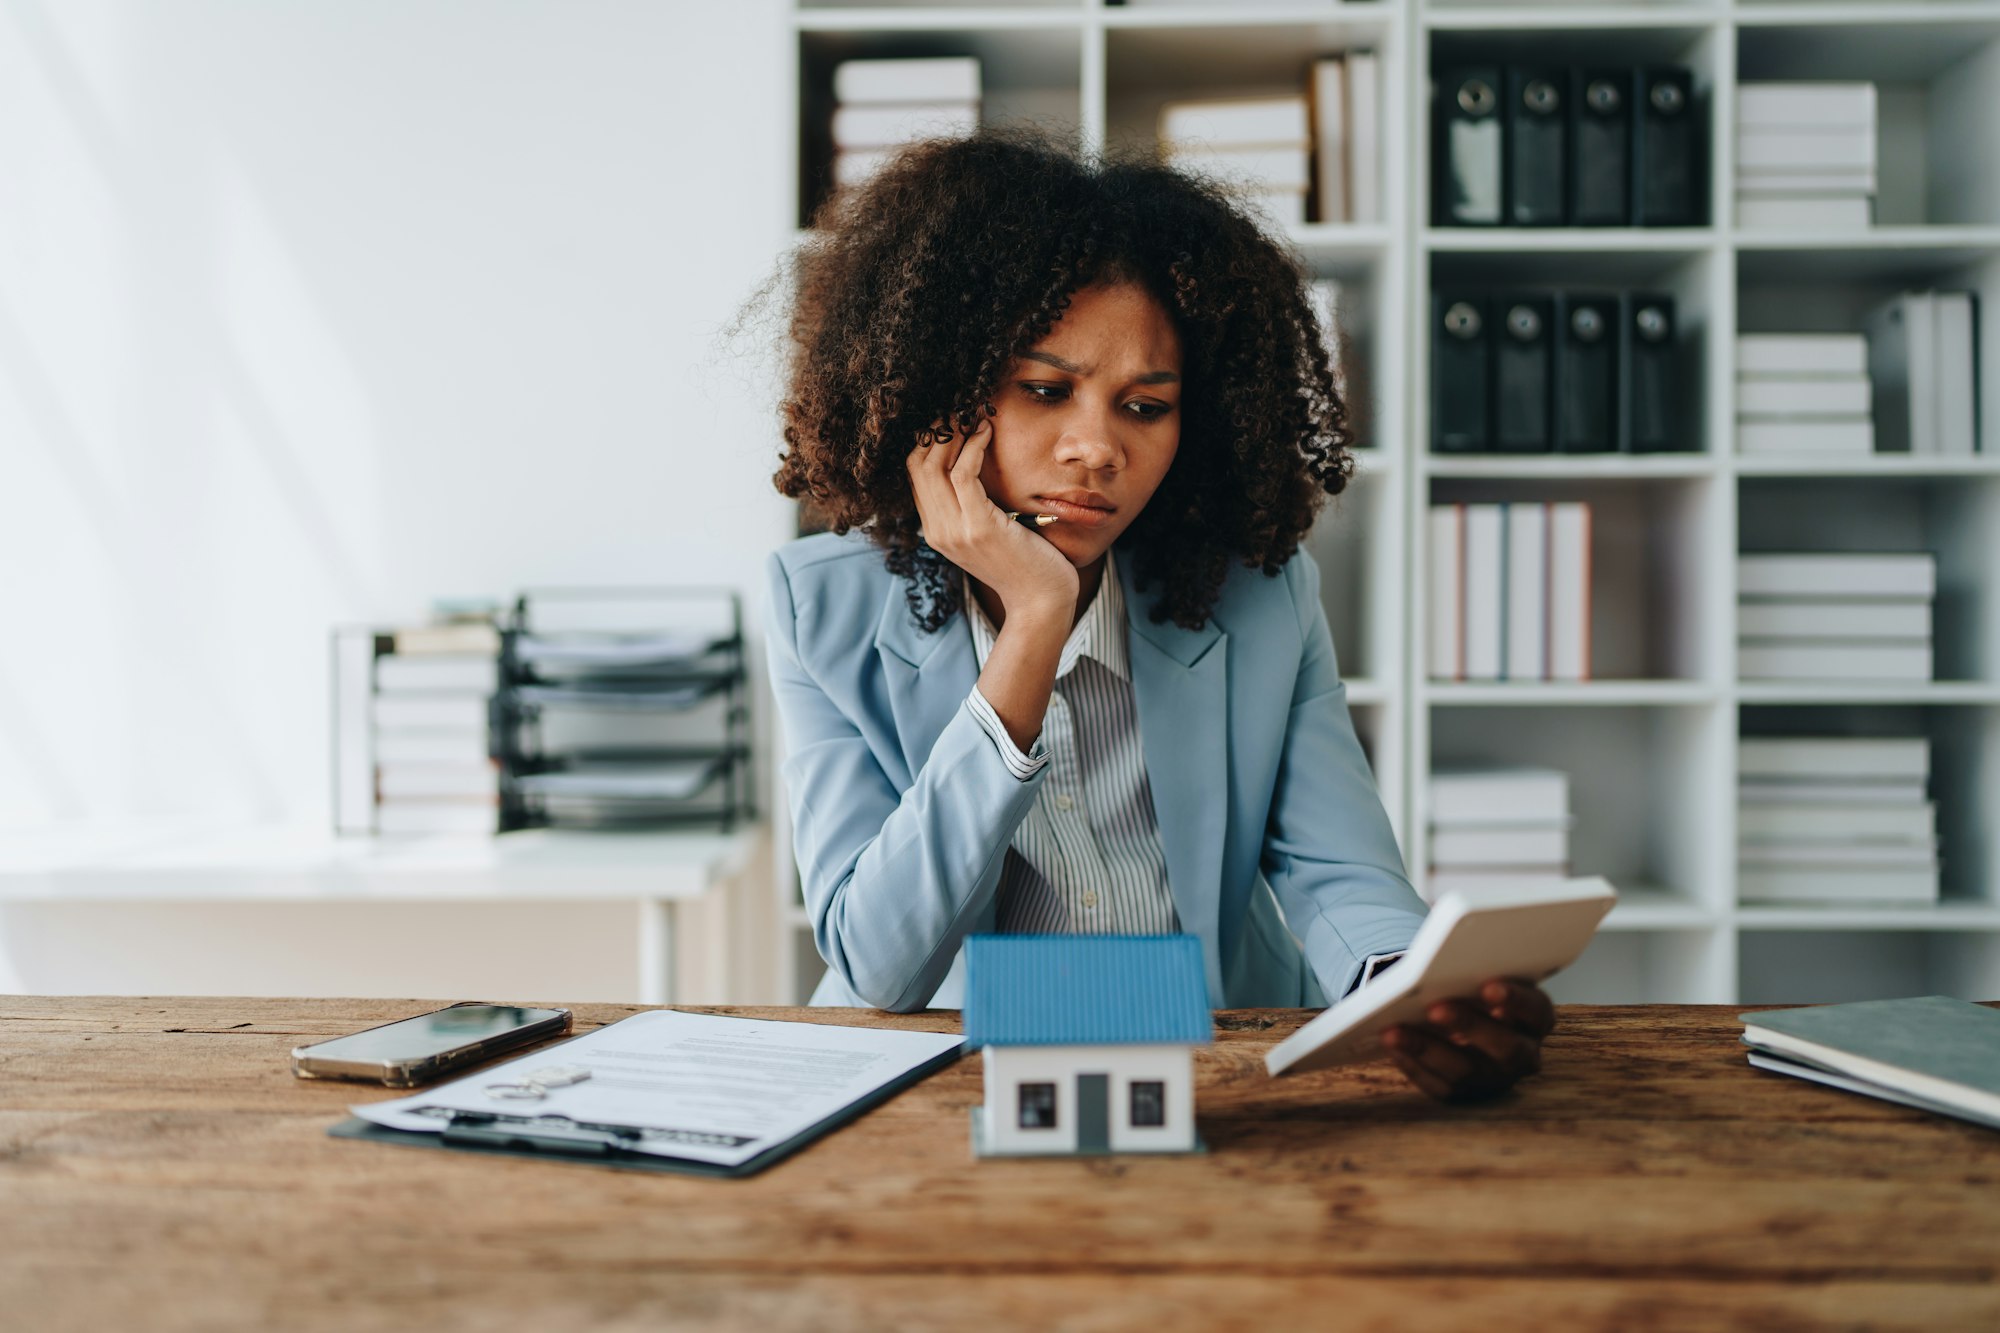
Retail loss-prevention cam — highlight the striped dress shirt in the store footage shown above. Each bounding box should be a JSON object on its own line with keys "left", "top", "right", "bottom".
{"left": 959, "top": 550, "right": 1403, "bottom": 995}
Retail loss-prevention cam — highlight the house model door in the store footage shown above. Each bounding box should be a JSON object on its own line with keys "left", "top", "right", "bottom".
{"left": 1076, "top": 1074, "right": 1110, "bottom": 1153}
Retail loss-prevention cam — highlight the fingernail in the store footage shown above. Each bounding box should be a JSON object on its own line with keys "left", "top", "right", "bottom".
{"left": 1483, "top": 982, "right": 1506, "bottom": 1004}
{"left": 1429, "top": 1004, "right": 1458, "bottom": 1028}
{"left": 1382, "top": 1028, "right": 1405, "bottom": 1051}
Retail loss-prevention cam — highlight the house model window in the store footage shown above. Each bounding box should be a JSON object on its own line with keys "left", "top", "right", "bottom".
{"left": 1019, "top": 1082, "right": 1057, "bottom": 1129}
{"left": 965, "top": 934, "right": 1213, "bottom": 1158}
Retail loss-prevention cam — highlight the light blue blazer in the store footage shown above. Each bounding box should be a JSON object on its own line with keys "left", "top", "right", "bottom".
{"left": 764, "top": 530, "right": 1428, "bottom": 1012}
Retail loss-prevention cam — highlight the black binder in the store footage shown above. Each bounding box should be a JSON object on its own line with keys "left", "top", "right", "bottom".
{"left": 1494, "top": 295, "right": 1556, "bottom": 452}
{"left": 1505, "top": 68, "right": 1566, "bottom": 226}
{"left": 1621, "top": 293, "right": 1679, "bottom": 452}
{"left": 1634, "top": 67, "right": 1698, "bottom": 226}
{"left": 1569, "top": 68, "right": 1631, "bottom": 226}
{"left": 1432, "top": 295, "right": 1492, "bottom": 453}
{"left": 1555, "top": 293, "right": 1619, "bottom": 453}
{"left": 1436, "top": 67, "right": 1503, "bottom": 226}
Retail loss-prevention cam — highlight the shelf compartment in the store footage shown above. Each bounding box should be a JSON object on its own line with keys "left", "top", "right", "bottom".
{"left": 1737, "top": 476, "right": 2000, "bottom": 685}
{"left": 1428, "top": 248, "right": 1720, "bottom": 457}
{"left": 796, "top": 23, "right": 1084, "bottom": 228}
{"left": 1426, "top": 703, "right": 1731, "bottom": 912}
{"left": 1738, "top": 929, "right": 2000, "bottom": 1005}
{"left": 1736, "top": 13, "right": 2000, "bottom": 227}
{"left": 1738, "top": 702, "right": 2000, "bottom": 913}
{"left": 1431, "top": 476, "right": 1723, "bottom": 682}
{"left": 1544, "top": 928, "right": 1730, "bottom": 1004}
{"left": 1103, "top": 13, "right": 1404, "bottom": 211}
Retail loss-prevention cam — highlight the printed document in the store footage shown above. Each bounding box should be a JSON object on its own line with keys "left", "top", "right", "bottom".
{"left": 352, "top": 1009, "right": 963, "bottom": 1168}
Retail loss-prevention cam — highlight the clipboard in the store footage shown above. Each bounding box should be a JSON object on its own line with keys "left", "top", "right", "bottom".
{"left": 327, "top": 1041, "right": 962, "bottom": 1177}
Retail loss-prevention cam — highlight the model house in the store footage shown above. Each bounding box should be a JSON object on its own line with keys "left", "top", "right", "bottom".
{"left": 964, "top": 933, "right": 1212, "bottom": 1157}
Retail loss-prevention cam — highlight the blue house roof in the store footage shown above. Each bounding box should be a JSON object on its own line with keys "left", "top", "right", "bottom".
{"left": 963, "top": 934, "right": 1213, "bottom": 1049}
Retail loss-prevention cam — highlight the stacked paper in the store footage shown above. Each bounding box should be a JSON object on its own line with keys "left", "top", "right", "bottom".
{"left": 1735, "top": 82, "right": 1875, "bottom": 232}
{"left": 1734, "top": 333, "right": 1873, "bottom": 456}
{"left": 1737, "top": 736, "right": 1938, "bottom": 904}
{"left": 1736, "top": 554, "right": 1935, "bottom": 683}
{"left": 1426, "top": 768, "right": 1573, "bottom": 903}
{"left": 829, "top": 58, "right": 981, "bottom": 193}
{"left": 1429, "top": 502, "right": 1591, "bottom": 683}
{"left": 1159, "top": 95, "right": 1311, "bottom": 227}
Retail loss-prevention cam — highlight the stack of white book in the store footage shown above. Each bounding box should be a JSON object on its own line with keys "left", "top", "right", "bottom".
{"left": 1307, "top": 53, "right": 1381, "bottom": 224}
{"left": 1735, "top": 82, "right": 1875, "bottom": 232}
{"left": 1738, "top": 737, "right": 1938, "bottom": 905}
{"left": 1737, "top": 554, "right": 1935, "bottom": 683}
{"left": 1865, "top": 292, "right": 1983, "bottom": 456}
{"left": 1428, "top": 502, "right": 1592, "bottom": 683}
{"left": 1426, "top": 768, "right": 1573, "bottom": 903}
{"left": 1159, "top": 95, "right": 1311, "bottom": 226}
{"left": 369, "top": 626, "right": 501, "bottom": 836}
{"left": 1735, "top": 333, "right": 1873, "bottom": 457}
{"left": 829, "top": 58, "right": 980, "bottom": 194}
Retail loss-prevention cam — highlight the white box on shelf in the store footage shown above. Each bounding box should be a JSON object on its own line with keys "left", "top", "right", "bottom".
{"left": 1738, "top": 736, "right": 1929, "bottom": 781}
{"left": 1547, "top": 503, "right": 1591, "bottom": 683}
{"left": 1737, "top": 334, "right": 1869, "bottom": 379}
{"left": 1738, "top": 803, "right": 1936, "bottom": 842}
{"left": 1429, "top": 504, "right": 1463, "bottom": 682}
{"left": 1463, "top": 504, "right": 1504, "bottom": 682}
{"left": 1429, "top": 768, "right": 1569, "bottom": 825}
{"left": 1735, "top": 376, "right": 1872, "bottom": 419}
{"left": 830, "top": 102, "right": 978, "bottom": 151}
{"left": 1505, "top": 502, "right": 1546, "bottom": 683}
{"left": 1430, "top": 825, "right": 1570, "bottom": 868}
{"left": 1737, "top": 554, "right": 1936, "bottom": 600}
{"left": 1737, "top": 865, "right": 1939, "bottom": 905}
{"left": 833, "top": 57, "right": 980, "bottom": 106}
{"left": 1736, "top": 642, "right": 1933, "bottom": 683}
{"left": 1736, "top": 83, "right": 1876, "bottom": 130}
{"left": 1159, "top": 96, "right": 1309, "bottom": 149}
{"left": 1737, "top": 195, "right": 1873, "bottom": 231}
{"left": 1736, "top": 419, "right": 1874, "bottom": 455}
{"left": 1736, "top": 600, "right": 1931, "bottom": 641}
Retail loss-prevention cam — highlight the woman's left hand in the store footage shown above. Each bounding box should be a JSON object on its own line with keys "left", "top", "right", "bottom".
{"left": 1380, "top": 977, "right": 1556, "bottom": 1103}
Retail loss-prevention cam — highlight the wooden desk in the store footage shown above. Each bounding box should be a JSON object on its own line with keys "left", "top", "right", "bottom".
{"left": 5, "top": 997, "right": 1997, "bottom": 1331}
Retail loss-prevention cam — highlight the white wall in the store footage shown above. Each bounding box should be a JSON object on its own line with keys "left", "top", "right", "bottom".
{"left": 0, "top": 0, "right": 797, "bottom": 998}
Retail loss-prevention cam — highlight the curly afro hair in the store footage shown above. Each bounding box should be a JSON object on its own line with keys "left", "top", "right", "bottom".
{"left": 772, "top": 127, "right": 1354, "bottom": 633}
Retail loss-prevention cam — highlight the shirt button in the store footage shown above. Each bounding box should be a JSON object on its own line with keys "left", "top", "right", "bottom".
{"left": 1054, "top": 793, "right": 1074, "bottom": 811}
{"left": 1080, "top": 889, "right": 1099, "bottom": 910}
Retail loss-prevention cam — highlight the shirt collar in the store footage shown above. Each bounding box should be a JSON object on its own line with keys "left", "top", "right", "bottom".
{"left": 963, "top": 547, "right": 1130, "bottom": 683}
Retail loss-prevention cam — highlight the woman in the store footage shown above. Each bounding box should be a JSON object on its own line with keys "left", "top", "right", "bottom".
{"left": 762, "top": 131, "right": 1552, "bottom": 1102}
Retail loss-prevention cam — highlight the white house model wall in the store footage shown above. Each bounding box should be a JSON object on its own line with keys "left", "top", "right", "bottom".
{"left": 981, "top": 1043, "right": 1196, "bottom": 1157}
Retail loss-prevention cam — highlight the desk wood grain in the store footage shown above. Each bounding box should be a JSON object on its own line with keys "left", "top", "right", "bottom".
{"left": 4, "top": 997, "right": 1996, "bottom": 1332}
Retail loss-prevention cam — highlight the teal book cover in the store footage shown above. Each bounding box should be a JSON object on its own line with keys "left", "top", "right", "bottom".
{"left": 1740, "top": 995, "right": 2000, "bottom": 1098}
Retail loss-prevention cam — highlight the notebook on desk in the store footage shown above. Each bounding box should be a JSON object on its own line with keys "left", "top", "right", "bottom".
{"left": 1740, "top": 995, "right": 2000, "bottom": 1133}
{"left": 331, "top": 1009, "right": 964, "bottom": 1177}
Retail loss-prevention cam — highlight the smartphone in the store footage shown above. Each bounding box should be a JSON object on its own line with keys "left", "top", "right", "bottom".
{"left": 291, "top": 1002, "right": 571, "bottom": 1088}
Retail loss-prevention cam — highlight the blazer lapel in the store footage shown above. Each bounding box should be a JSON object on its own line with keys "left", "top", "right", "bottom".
{"left": 1119, "top": 551, "right": 1228, "bottom": 1000}
{"left": 872, "top": 575, "right": 978, "bottom": 787}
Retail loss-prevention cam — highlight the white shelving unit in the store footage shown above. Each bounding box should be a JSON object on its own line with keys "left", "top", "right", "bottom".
{"left": 777, "top": 0, "right": 2000, "bottom": 1007}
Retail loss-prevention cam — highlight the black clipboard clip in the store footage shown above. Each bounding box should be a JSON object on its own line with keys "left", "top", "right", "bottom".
{"left": 440, "top": 1111, "right": 645, "bottom": 1159}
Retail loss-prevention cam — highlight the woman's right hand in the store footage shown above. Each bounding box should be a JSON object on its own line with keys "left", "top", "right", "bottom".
{"left": 906, "top": 416, "right": 1078, "bottom": 621}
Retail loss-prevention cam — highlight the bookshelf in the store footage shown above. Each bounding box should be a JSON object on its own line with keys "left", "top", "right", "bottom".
{"left": 776, "top": 0, "right": 2000, "bottom": 1007}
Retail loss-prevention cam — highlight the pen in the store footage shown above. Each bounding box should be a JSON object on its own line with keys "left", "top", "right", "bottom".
{"left": 1005, "top": 512, "right": 1059, "bottom": 528}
